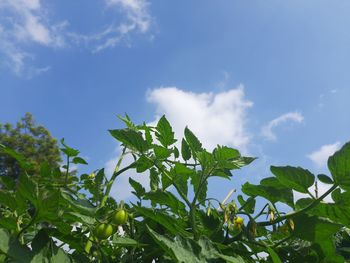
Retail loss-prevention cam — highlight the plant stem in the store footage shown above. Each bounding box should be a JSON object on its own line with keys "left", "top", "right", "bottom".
{"left": 253, "top": 203, "right": 269, "bottom": 220}
{"left": 100, "top": 149, "right": 134, "bottom": 208}
{"left": 65, "top": 154, "right": 70, "bottom": 185}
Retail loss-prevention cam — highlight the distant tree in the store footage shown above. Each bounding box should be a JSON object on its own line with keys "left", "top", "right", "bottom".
{"left": 0, "top": 113, "right": 61, "bottom": 179}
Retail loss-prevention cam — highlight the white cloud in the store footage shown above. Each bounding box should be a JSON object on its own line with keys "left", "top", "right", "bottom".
{"left": 307, "top": 142, "right": 341, "bottom": 168}
{"left": 0, "top": 0, "right": 66, "bottom": 76}
{"left": 105, "top": 86, "right": 253, "bottom": 200}
{"left": 147, "top": 86, "right": 253, "bottom": 152}
{"left": 261, "top": 112, "right": 304, "bottom": 141}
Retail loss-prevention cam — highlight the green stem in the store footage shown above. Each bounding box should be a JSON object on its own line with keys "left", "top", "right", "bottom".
{"left": 65, "top": 155, "right": 70, "bottom": 185}
{"left": 253, "top": 203, "right": 269, "bottom": 220}
{"left": 257, "top": 184, "right": 338, "bottom": 227}
{"left": 189, "top": 204, "right": 199, "bottom": 240}
{"left": 100, "top": 149, "right": 134, "bottom": 208}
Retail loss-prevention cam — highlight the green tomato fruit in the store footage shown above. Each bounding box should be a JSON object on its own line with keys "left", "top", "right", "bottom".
{"left": 234, "top": 217, "right": 244, "bottom": 225}
{"left": 94, "top": 223, "right": 113, "bottom": 239}
{"left": 112, "top": 209, "right": 128, "bottom": 225}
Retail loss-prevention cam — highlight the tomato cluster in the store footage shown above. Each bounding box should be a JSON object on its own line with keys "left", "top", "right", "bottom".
{"left": 94, "top": 209, "right": 128, "bottom": 240}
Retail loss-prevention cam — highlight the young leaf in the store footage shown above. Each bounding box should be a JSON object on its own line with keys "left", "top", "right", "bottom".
{"left": 171, "top": 163, "right": 194, "bottom": 196}
{"left": 184, "top": 127, "right": 202, "bottom": 153}
{"left": 129, "top": 177, "right": 146, "bottom": 198}
{"left": 72, "top": 157, "right": 88, "bottom": 165}
{"left": 213, "top": 145, "right": 240, "bottom": 169}
{"left": 117, "top": 114, "right": 136, "bottom": 129}
{"left": 135, "top": 155, "right": 153, "bottom": 173}
{"left": 317, "top": 174, "right": 334, "bottom": 184}
{"left": 155, "top": 115, "right": 176, "bottom": 147}
{"left": 153, "top": 145, "right": 171, "bottom": 160}
{"left": 181, "top": 138, "right": 191, "bottom": 161}
{"left": 60, "top": 139, "right": 79, "bottom": 157}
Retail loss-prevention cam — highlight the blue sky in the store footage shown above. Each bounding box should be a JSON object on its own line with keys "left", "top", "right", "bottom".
{"left": 1, "top": 0, "right": 350, "bottom": 201}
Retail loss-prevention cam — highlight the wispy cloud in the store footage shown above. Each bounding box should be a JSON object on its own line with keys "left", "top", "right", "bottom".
{"left": 261, "top": 112, "right": 304, "bottom": 141}
{"left": 0, "top": 0, "right": 66, "bottom": 76}
{"left": 307, "top": 142, "right": 341, "bottom": 168}
{"left": 71, "top": 0, "right": 153, "bottom": 52}
{"left": 0, "top": 0, "right": 154, "bottom": 76}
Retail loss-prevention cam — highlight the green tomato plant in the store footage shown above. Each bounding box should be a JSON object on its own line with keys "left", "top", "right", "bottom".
{"left": 0, "top": 114, "right": 349, "bottom": 262}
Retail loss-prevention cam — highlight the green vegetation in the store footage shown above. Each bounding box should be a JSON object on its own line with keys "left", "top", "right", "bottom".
{"left": 0, "top": 113, "right": 61, "bottom": 179}
{"left": 0, "top": 114, "right": 349, "bottom": 262}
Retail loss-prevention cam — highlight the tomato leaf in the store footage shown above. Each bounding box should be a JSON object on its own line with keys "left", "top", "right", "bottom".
{"left": 129, "top": 177, "right": 146, "bottom": 198}
{"left": 155, "top": 115, "right": 176, "bottom": 147}
{"left": 109, "top": 129, "right": 149, "bottom": 153}
{"left": 328, "top": 141, "right": 350, "bottom": 190}
{"left": 72, "top": 157, "right": 88, "bottom": 165}
{"left": 184, "top": 127, "right": 203, "bottom": 154}
{"left": 242, "top": 180, "right": 294, "bottom": 207}
{"left": 317, "top": 174, "right": 334, "bottom": 184}
{"left": 271, "top": 166, "right": 315, "bottom": 193}
{"left": 181, "top": 138, "right": 191, "bottom": 161}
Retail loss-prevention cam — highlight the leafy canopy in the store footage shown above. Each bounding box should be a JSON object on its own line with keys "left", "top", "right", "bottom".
{"left": 0, "top": 114, "right": 349, "bottom": 262}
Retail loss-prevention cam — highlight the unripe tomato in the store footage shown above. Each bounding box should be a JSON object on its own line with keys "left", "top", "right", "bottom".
{"left": 94, "top": 223, "right": 113, "bottom": 239}
{"left": 112, "top": 209, "right": 128, "bottom": 225}
{"left": 88, "top": 172, "right": 95, "bottom": 180}
{"left": 234, "top": 217, "right": 244, "bottom": 225}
